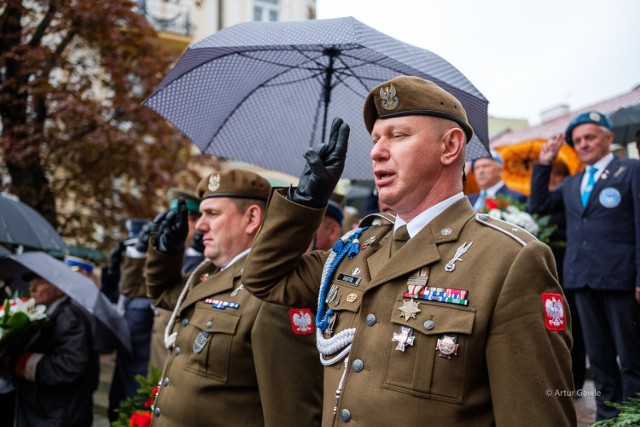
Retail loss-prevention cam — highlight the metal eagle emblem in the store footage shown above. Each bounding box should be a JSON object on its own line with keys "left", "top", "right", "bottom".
{"left": 208, "top": 174, "right": 221, "bottom": 192}
{"left": 380, "top": 84, "right": 399, "bottom": 110}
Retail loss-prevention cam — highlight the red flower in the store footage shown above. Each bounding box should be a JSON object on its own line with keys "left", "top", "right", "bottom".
{"left": 130, "top": 411, "right": 152, "bottom": 427}
{"left": 485, "top": 198, "right": 498, "bottom": 210}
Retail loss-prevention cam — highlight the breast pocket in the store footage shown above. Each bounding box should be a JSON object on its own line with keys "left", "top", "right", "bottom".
{"left": 185, "top": 303, "right": 240, "bottom": 382}
{"left": 384, "top": 300, "right": 475, "bottom": 403}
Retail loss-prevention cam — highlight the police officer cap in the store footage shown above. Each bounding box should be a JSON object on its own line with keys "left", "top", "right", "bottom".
{"left": 565, "top": 111, "right": 612, "bottom": 146}
{"left": 167, "top": 187, "right": 201, "bottom": 214}
{"left": 64, "top": 255, "right": 95, "bottom": 275}
{"left": 196, "top": 169, "right": 271, "bottom": 202}
{"left": 363, "top": 76, "right": 474, "bottom": 143}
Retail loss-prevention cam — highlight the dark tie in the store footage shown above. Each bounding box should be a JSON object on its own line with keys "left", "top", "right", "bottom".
{"left": 581, "top": 167, "right": 597, "bottom": 208}
{"left": 391, "top": 225, "right": 410, "bottom": 256}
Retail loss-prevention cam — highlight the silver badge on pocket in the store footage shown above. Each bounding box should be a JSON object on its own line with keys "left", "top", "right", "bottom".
{"left": 193, "top": 331, "right": 210, "bottom": 353}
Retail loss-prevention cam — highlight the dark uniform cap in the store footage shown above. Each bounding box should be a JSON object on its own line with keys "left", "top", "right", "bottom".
{"left": 167, "top": 188, "right": 201, "bottom": 214}
{"left": 196, "top": 169, "right": 271, "bottom": 202}
{"left": 363, "top": 76, "right": 474, "bottom": 143}
{"left": 565, "top": 111, "right": 612, "bottom": 146}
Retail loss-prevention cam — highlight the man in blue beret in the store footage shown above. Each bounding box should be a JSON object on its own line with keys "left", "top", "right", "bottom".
{"left": 529, "top": 110, "right": 640, "bottom": 421}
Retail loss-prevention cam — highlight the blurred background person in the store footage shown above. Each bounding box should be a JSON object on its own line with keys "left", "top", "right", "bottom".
{"left": 107, "top": 188, "right": 203, "bottom": 422}
{"left": 467, "top": 150, "right": 527, "bottom": 211}
{"left": 12, "top": 273, "right": 95, "bottom": 427}
{"left": 310, "top": 193, "right": 344, "bottom": 251}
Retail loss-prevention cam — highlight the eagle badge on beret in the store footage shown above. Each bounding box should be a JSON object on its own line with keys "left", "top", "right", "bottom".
{"left": 380, "top": 83, "right": 399, "bottom": 110}
{"left": 208, "top": 174, "right": 220, "bottom": 192}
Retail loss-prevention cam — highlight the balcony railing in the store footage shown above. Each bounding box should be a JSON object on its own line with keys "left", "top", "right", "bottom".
{"left": 138, "top": 0, "right": 193, "bottom": 36}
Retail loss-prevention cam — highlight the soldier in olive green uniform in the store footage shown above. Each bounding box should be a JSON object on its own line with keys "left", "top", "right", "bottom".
{"left": 146, "top": 170, "right": 322, "bottom": 427}
{"left": 242, "top": 77, "right": 576, "bottom": 426}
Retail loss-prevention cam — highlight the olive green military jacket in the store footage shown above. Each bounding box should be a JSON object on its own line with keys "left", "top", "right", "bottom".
{"left": 120, "top": 256, "right": 147, "bottom": 298}
{"left": 145, "top": 244, "right": 323, "bottom": 427}
{"left": 242, "top": 190, "right": 576, "bottom": 426}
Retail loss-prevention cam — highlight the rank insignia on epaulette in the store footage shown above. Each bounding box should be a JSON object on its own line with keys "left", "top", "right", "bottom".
{"left": 289, "top": 308, "right": 314, "bottom": 335}
{"left": 205, "top": 298, "right": 239, "bottom": 310}
{"left": 435, "top": 334, "right": 458, "bottom": 359}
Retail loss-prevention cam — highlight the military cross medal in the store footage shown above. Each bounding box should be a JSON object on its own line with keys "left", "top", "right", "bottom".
{"left": 392, "top": 326, "right": 415, "bottom": 352}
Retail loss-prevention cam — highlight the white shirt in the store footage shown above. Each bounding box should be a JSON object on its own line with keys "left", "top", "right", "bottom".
{"left": 580, "top": 153, "right": 613, "bottom": 193}
{"left": 394, "top": 192, "right": 465, "bottom": 239}
{"left": 221, "top": 248, "right": 250, "bottom": 271}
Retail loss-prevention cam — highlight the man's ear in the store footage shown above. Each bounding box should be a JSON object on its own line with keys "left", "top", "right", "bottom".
{"left": 441, "top": 127, "right": 466, "bottom": 166}
{"left": 245, "top": 205, "right": 264, "bottom": 235}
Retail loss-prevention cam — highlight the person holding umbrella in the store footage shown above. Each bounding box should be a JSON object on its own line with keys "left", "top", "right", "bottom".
{"left": 8, "top": 273, "right": 95, "bottom": 427}
{"left": 241, "top": 76, "right": 575, "bottom": 426}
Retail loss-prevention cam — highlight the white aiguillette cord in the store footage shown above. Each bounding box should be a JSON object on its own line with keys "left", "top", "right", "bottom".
{"left": 164, "top": 259, "right": 209, "bottom": 349}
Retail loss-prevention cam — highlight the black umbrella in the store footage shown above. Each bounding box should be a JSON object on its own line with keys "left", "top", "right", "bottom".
{"left": 144, "top": 16, "right": 490, "bottom": 180}
{"left": 0, "top": 194, "right": 67, "bottom": 252}
{"left": 609, "top": 104, "right": 640, "bottom": 145}
{"left": 0, "top": 252, "right": 131, "bottom": 355}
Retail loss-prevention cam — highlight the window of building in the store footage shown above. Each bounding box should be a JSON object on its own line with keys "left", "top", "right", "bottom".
{"left": 254, "top": 0, "right": 279, "bottom": 22}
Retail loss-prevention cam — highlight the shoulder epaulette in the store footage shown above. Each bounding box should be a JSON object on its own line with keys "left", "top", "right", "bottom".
{"left": 475, "top": 214, "right": 536, "bottom": 246}
{"left": 359, "top": 212, "right": 395, "bottom": 227}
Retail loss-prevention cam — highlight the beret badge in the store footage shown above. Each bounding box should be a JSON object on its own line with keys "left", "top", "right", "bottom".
{"left": 208, "top": 174, "right": 221, "bottom": 192}
{"left": 589, "top": 111, "right": 601, "bottom": 122}
{"left": 380, "top": 84, "right": 399, "bottom": 111}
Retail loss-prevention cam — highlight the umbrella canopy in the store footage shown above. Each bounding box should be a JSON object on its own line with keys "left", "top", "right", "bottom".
{"left": 610, "top": 104, "right": 640, "bottom": 145}
{"left": 0, "top": 252, "right": 131, "bottom": 354}
{"left": 0, "top": 194, "right": 67, "bottom": 252}
{"left": 144, "top": 16, "right": 490, "bottom": 180}
{"left": 495, "top": 139, "right": 583, "bottom": 196}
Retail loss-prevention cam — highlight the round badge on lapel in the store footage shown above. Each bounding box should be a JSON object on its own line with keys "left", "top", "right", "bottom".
{"left": 598, "top": 187, "right": 621, "bottom": 208}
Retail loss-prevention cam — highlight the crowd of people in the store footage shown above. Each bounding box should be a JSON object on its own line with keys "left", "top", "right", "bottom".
{"left": 1, "top": 75, "right": 638, "bottom": 427}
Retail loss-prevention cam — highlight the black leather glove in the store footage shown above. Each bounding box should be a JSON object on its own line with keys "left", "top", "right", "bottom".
{"left": 108, "top": 242, "right": 125, "bottom": 270}
{"left": 289, "top": 117, "right": 350, "bottom": 208}
{"left": 155, "top": 199, "right": 189, "bottom": 255}
{"left": 134, "top": 221, "right": 156, "bottom": 253}
{"left": 190, "top": 231, "right": 205, "bottom": 253}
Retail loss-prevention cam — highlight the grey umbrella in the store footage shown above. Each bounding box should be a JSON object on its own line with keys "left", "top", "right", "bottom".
{"left": 0, "top": 194, "right": 67, "bottom": 252}
{"left": 609, "top": 104, "right": 640, "bottom": 145}
{"left": 0, "top": 252, "right": 131, "bottom": 355}
{"left": 144, "top": 16, "right": 490, "bottom": 180}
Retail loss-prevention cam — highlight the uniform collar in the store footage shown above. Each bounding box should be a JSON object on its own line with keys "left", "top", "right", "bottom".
{"left": 394, "top": 192, "right": 465, "bottom": 239}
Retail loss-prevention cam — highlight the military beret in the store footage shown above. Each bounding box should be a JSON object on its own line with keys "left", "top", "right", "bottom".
{"left": 167, "top": 187, "right": 201, "bottom": 214}
{"left": 196, "top": 169, "right": 270, "bottom": 202}
{"left": 363, "top": 76, "right": 473, "bottom": 142}
{"left": 565, "top": 111, "right": 612, "bottom": 146}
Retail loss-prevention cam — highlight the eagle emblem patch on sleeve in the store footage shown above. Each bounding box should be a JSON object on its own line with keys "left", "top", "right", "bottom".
{"left": 289, "top": 308, "right": 315, "bottom": 335}
{"left": 542, "top": 293, "right": 566, "bottom": 331}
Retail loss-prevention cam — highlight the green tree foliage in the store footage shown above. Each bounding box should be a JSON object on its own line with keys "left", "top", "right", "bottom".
{"left": 0, "top": 0, "right": 212, "bottom": 251}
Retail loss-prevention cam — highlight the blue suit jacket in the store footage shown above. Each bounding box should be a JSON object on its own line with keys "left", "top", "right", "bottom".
{"left": 529, "top": 158, "right": 640, "bottom": 291}
{"left": 468, "top": 184, "right": 528, "bottom": 207}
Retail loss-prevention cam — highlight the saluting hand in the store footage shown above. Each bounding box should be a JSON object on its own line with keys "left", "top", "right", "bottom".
{"left": 290, "top": 117, "right": 350, "bottom": 208}
{"left": 155, "top": 199, "right": 189, "bottom": 255}
{"left": 539, "top": 133, "right": 564, "bottom": 165}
